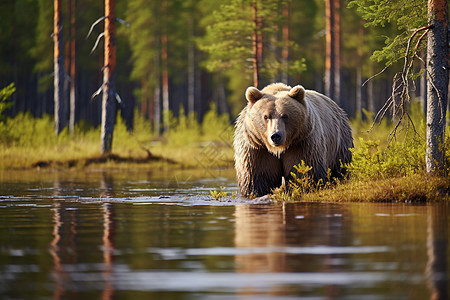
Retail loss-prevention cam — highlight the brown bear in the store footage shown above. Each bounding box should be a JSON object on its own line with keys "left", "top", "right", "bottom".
{"left": 234, "top": 82, "right": 353, "bottom": 197}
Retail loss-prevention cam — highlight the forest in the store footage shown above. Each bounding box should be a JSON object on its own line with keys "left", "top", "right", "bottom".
{"left": 0, "top": 0, "right": 428, "bottom": 131}
{"left": 0, "top": 0, "right": 448, "bottom": 180}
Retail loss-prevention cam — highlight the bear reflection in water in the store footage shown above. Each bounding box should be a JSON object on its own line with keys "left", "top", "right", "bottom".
{"left": 234, "top": 83, "right": 353, "bottom": 197}
{"left": 234, "top": 203, "right": 351, "bottom": 295}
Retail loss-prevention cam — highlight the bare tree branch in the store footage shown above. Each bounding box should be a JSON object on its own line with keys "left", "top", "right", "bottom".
{"left": 91, "top": 84, "right": 104, "bottom": 101}
{"left": 90, "top": 32, "right": 105, "bottom": 54}
{"left": 116, "top": 17, "right": 130, "bottom": 27}
{"left": 368, "top": 26, "right": 432, "bottom": 144}
{"left": 86, "top": 16, "right": 106, "bottom": 39}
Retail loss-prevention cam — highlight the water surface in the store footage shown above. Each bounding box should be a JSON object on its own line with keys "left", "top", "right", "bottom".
{"left": 0, "top": 169, "right": 448, "bottom": 299}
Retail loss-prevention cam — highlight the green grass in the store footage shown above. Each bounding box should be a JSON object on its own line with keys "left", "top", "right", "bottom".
{"left": 271, "top": 104, "right": 449, "bottom": 202}
{"left": 1, "top": 97, "right": 448, "bottom": 202}
{"left": 272, "top": 173, "right": 449, "bottom": 202}
{"left": 0, "top": 105, "right": 234, "bottom": 170}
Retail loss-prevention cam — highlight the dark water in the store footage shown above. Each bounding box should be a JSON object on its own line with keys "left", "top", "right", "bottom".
{"left": 0, "top": 169, "right": 448, "bottom": 299}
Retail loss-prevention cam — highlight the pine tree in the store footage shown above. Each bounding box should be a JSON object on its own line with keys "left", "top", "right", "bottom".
{"left": 68, "top": 0, "right": 77, "bottom": 133}
{"left": 425, "top": 0, "right": 448, "bottom": 174}
{"left": 127, "top": 0, "right": 190, "bottom": 134}
{"left": 324, "top": 0, "right": 341, "bottom": 104}
{"left": 197, "top": 0, "right": 303, "bottom": 114}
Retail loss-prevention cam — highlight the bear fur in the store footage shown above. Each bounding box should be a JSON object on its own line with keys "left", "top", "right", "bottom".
{"left": 234, "top": 82, "right": 353, "bottom": 197}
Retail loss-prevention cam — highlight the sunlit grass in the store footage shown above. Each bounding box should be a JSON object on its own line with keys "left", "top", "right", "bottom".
{"left": 272, "top": 173, "right": 448, "bottom": 202}
{"left": 1, "top": 99, "right": 448, "bottom": 202}
{"left": 271, "top": 102, "right": 449, "bottom": 202}
{"left": 0, "top": 105, "right": 234, "bottom": 170}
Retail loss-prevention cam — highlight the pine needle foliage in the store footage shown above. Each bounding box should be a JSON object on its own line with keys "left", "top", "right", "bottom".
{"left": 348, "top": 0, "right": 427, "bottom": 65}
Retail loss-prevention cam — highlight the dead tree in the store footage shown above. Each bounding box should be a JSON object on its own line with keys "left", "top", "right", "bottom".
{"left": 53, "top": 0, "right": 65, "bottom": 136}
{"left": 100, "top": 0, "right": 117, "bottom": 153}
{"left": 87, "top": 0, "right": 129, "bottom": 153}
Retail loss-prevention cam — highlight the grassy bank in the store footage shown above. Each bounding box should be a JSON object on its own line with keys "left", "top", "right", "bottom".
{"left": 0, "top": 103, "right": 448, "bottom": 201}
{"left": 270, "top": 108, "right": 449, "bottom": 202}
{"left": 0, "top": 106, "right": 234, "bottom": 170}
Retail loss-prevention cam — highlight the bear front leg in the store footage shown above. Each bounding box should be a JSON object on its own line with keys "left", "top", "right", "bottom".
{"left": 235, "top": 147, "right": 283, "bottom": 197}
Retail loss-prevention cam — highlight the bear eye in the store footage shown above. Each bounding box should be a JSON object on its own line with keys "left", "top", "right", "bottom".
{"left": 264, "top": 115, "right": 270, "bottom": 120}
{"left": 281, "top": 114, "right": 288, "bottom": 120}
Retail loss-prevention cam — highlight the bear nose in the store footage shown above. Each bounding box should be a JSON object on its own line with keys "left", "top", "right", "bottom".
{"left": 271, "top": 132, "right": 282, "bottom": 144}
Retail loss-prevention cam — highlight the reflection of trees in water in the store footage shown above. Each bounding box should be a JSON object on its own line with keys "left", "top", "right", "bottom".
{"left": 234, "top": 203, "right": 450, "bottom": 299}
{"left": 50, "top": 202, "right": 64, "bottom": 299}
{"left": 426, "top": 203, "right": 448, "bottom": 300}
{"left": 45, "top": 175, "right": 449, "bottom": 299}
{"left": 100, "top": 172, "right": 115, "bottom": 198}
{"left": 102, "top": 203, "right": 115, "bottom": 300}
{"left": 50, "top": 200, "right": 80, "bottom": 299}
{"left": 49, "top": 175, "right": 117, "bottom": 299}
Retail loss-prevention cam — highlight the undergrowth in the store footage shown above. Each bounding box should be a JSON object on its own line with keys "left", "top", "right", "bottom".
{"left": 272, "top": 103, "right": 449, "bottom": 202}
{"left": 0, "top": 103, "right": 234, "bottom": 169}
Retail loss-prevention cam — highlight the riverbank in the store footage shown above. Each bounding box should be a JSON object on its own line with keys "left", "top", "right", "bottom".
{"left": 0, "top": 109, "right": 234, "bottom": 170}
{"left": 270, "top": 173, "right": 449, "bottom": 202}
{"left": 0, "top": 109, "right": 448, "bottom": 202}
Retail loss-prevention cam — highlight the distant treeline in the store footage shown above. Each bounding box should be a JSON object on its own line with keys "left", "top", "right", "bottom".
{"left": 0, "top": 0, "right": 426, "bottom": 133}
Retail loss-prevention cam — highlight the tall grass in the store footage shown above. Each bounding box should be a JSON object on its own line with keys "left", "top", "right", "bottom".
{"left": 272, "top": 101, "right": 449, "bottom": 202}
{"left": 0, "top": 104, "right": 234, "bottom": 169}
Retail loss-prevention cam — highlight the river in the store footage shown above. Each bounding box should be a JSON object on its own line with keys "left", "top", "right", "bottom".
{"left": 0, "top": 169, "right": 448, "bottom": 299}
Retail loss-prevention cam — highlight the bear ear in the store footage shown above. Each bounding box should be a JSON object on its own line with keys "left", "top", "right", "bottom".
{"left": 288, "top": 85, "right": 306, "bottom": 106}
{"left": 245, "top": 87, "right": 263, "bottom": 105}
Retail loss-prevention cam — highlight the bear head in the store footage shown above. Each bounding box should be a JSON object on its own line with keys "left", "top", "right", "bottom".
{"left": 245, "top": 83, "right": 308, "bottom": 157}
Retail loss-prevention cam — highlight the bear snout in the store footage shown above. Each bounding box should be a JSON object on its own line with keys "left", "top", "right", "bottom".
{"left": 270, "top": 131, "right": 284, "bottom": 145}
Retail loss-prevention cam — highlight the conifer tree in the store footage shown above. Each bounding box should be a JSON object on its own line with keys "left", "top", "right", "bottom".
{"left": 197, "top": 0, "right": 301, "bottom": 112}
{"left": 325, "top": 0, "right": 341, "bottom": 104}
{"left": 425, "top": 0, "right": 448, "bottom": 174}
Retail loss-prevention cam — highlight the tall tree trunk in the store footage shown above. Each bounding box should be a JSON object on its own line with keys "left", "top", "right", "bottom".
{"left": 153, "top": 36, "right": 161, "bottom": 135}
{"left": 367, "top": 79, "right": 374, "bottom": 115}
{"left": 281, "top": 3, "right": 289, "bottom": 84}
{"left": 69, "top": 0, "right": 76, "bottom": 133}
{"left": 356, "top": 65, "right": 362, "bottom": 118}
{"left": 188, "top": 18, "right": 195, "bottom": 115}
{"left": 334, "top": 0, "right": 341, "bottom": 104}
{"left": 161, "top": 0, "right": 169, "bottom": 133}
{"left": 101, "top": 0, "right": 117, "bottom": 153}
{"left": 324, "top": 0, "right": 341, "bottom": 105}
{"left": 153, "top": 82, "right": 161, "bottom": 135}
{"left": 355, "top": 24, "right": 364, "bottom": 119}
{"left": 53, "top": 0, "right": 65, "bottom": 136}
{"left": 426, "top": 0, "right": 448, "bottom": 174}
{"left": 161, "top": 33, "right": 169, "bottom": 133}
{"left": 252, "top": 0, "right": 261, "bottom": 88}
